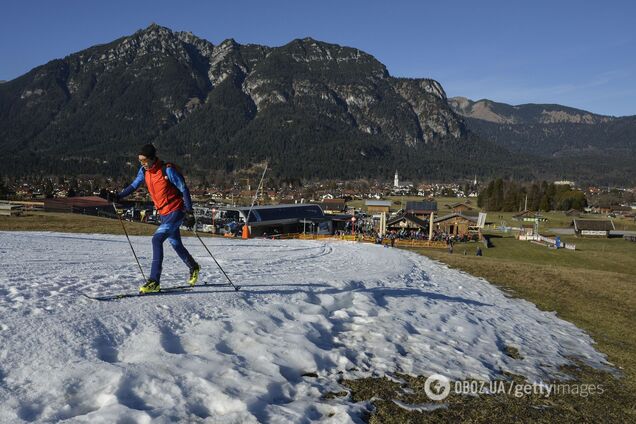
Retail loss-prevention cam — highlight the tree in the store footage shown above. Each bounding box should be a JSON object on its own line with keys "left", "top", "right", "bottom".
{"left": 489, "top": 178, "right": 504, "bottom": 211}
{"left": 503, "top": 185, "right": 519, "bottom": 212}
{"left": 556, "top": 190, "right": 587, "bottom": 210}
{"left": 44, "top": 179, "right": 55, "bottom": 198}
{"left": 0, "top": 176, "right": 7, "bottom": 199}
{"left": 539, "top": 195, "right": 551, "bottom": 212}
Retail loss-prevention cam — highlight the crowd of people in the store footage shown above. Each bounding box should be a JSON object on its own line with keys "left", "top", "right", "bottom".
{"left": 356, "top": 227, "right": 481, "bottom": 243}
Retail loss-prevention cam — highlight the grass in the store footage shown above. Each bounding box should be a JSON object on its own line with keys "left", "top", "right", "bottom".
{"left": 0, "top": 212, "right": 204, "bottom": 237}
{"left": 485, "top": 210, "right": 636, "bottom": 231}
{"left": 2, "top": 211, "right": 635, "bottom": 422}
{"left": 342, "top": 363, "right": 634, "bottom": 423}
{"left": 445, "top": 234, "right": 636, "bottom": 276}
{"left": 339, "top": 235, "right": 636, "bottom": 422}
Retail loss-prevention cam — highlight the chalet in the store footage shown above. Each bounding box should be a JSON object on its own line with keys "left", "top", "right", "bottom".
{"left": 445, "top": 202, "right": 473, "bottom": 213}
{"left": 405, "top": 201, "right": 437, "bottom": 218}
{"left": 387, "top": 213, "right": 428, "bottom": 231}
{"left": 312, "top": 199, "right": 347, "bottom": 213}
{"left": 513, "top": 210, "right": 548, "bottom": 222}
{"left": 434, "top": 213, "right": 479, "bottom": 235}
{"left": 365, "top": 200, "right": 392, "bottom": 215}
{"left": 571, "top": 219, "right": 615, "bottom": 237}
{"left": 611, "top": 206, "right": 632, "bottom": 216}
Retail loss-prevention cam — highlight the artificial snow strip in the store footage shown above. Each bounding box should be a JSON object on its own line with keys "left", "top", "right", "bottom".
{"left": 0, "top": 231, "right": 609, "bottom": 423}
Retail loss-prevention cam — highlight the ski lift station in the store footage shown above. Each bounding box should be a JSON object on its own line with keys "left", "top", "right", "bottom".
{"left": 218, "top": 204, "right": 335, "bottom": 236}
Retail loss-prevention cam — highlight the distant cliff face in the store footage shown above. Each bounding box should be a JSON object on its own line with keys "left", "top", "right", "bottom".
{"left": 447, "top": 97, "right": 636, "bottom": 185}
{"left": 448, "top": 96, "right": 614, "bottom": 125}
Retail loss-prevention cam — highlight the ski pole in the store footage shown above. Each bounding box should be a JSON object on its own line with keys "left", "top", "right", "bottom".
{"left": 113, "top": 202, "right": 146, "bottom": 282}
{"left": 192, "top": 218, "right": 241, "bottom": 291}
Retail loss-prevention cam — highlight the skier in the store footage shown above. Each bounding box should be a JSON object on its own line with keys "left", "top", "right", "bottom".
{"left": 116, "top": 144, "right": 199, "bottom": 293}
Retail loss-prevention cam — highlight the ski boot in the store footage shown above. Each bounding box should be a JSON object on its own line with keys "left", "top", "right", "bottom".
{"left": 139, "top": 279, "right": 160, "bottom": 294}
{"left": 188, "top": 263, "right": 200, "bottom": 287}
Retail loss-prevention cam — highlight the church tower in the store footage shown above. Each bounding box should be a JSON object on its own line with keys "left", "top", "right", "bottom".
{"left": 394, "top": 170, "right": 399, "bottom": 188}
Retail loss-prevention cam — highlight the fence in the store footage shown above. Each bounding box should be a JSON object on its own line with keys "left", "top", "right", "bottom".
{"left": 517, "top": 233, "right": 576, "bottom": 250}
{"left": 277, "top": 232, "right": 447, "bottom": 249}
{"left": 0, "top": 202, "right": 23, "bottom": 216}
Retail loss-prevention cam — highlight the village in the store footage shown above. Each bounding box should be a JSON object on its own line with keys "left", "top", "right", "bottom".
{"left": 2, "top": 171, "right": 635, "bottom": 249}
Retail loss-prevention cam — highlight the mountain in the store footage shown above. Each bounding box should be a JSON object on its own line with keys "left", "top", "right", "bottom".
{"left": 0, "top": 25, "right": 633, "bottom": 185}
{"left": 1, "top": 24, "right": 506, "bottom": 182}
{"left": 449, "top": 98, "right": 636, "bottom": 185}
{"left": 448, "top": 97, "right": 614, "bottom": 125}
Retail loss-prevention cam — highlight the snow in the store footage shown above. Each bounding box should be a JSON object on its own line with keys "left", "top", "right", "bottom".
{"left": 0, "top": 231, "right": 609, "bottom": 422}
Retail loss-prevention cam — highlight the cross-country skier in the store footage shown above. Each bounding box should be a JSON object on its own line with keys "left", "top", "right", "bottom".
{"left": 116, "top": 143, "right": 199, "bottom": 293}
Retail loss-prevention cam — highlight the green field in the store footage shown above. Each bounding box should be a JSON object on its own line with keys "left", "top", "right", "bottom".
{"left": 439, "top": 234, "right": 636, "bottom": 275}
{"left": 2, "top": 212, "right": 635, "bottom": 422}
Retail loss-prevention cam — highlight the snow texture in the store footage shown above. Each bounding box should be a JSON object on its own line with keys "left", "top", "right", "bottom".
{"left": 0, "top": 231, "right": 608, "bottom": 422}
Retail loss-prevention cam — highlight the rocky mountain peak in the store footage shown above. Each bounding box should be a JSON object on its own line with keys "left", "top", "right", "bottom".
{"left": 139, "top": 22, "right": 173, "bottom": 36}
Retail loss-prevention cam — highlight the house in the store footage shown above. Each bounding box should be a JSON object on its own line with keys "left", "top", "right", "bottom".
{"left": 513, "top": 210, "right": 548, "bottom": 222}
{"left": 313, "top": 198, "right": 346, "bottom": 214}
{"left": 386, "top": 213, "right": 428, "bottom": 231}
{"left": 445, "top": 202, "right": 473, "bottom": 213}
{"left": 365, "top": 200, "right": 392, "bottom": 215}
{"left": 434, "top": 213, "right": 479, "bottom": 235}
{"left": 610, "top": 206, "right": 632, "bottom": 216}
{"left": 571, "top": 219, "right": 615, "bottom": 237}
{"left": 405, "top": 201, "right": 437, "bottom": 218}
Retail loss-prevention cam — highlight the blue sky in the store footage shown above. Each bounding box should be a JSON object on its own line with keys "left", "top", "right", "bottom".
{"left": 1, "top": 0, "right": 634, "bottom": 116}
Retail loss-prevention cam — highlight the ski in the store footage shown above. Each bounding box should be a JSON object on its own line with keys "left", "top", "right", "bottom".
{"left": 81, "top": 282, "right": 233, "bottom": 301}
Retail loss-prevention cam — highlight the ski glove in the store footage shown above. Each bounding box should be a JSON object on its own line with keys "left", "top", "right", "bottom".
{"left": 183, "top": 211, "right": 196, "bottom": 229}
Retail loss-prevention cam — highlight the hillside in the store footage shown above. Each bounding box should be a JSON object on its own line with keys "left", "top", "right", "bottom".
{"left": 449, "top": 98, "right": 636, "bottom": 184}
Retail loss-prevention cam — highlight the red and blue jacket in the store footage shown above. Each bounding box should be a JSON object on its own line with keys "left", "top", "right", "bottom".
{"left": 118, "top": 159, "right": 192, "bottom": 216}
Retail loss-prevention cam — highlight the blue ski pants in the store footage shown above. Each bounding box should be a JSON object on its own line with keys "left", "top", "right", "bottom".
{"left": 150, "top": 210, "right": 196, "bottom": 282}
